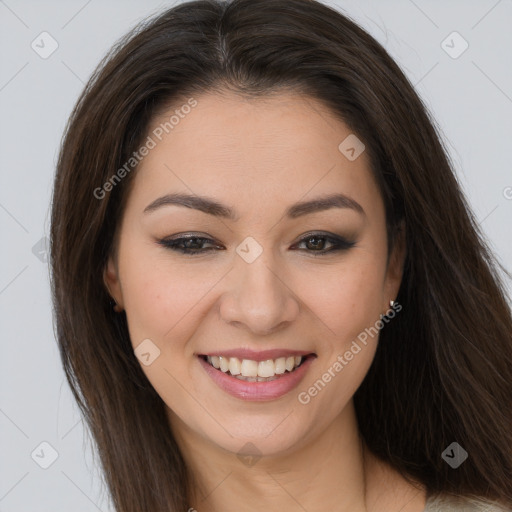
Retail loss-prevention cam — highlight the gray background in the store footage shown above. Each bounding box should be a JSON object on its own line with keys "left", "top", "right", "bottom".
{"left": 1, "top": 1, "right": 511, "bottom": 510}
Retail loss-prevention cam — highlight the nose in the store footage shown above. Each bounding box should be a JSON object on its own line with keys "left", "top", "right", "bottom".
{"left": 218, "top": 249, "right": 300, "bottom": 336}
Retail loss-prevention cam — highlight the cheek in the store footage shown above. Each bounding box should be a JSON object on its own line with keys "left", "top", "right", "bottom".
{"left": 296, "top": 257, "right": 386, "bottom": 343}
{"left": 118, "top": 241, "right": 216, "bottom": 348}
{"left": 120, "top": 235, "right": 387, "bottom": 351}
{"left": 293, "top": 250, "right": 386, "bottom": 409}
{"left": 127, "top": 275, "right": 201, "bottom": 337}
{"left": 118, "top": 252, "right": 212, "bottom": 413}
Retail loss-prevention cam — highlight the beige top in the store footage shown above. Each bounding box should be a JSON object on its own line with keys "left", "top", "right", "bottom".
{"left": 423, "top": 494, "right": 511, "bottom": 511}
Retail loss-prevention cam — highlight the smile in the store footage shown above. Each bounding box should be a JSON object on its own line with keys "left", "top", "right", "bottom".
{"left": 203, "top": 354, "right": 304, "bottom": 381}
{"left": 197, "top": 351, "right": 317, "bottom": 401}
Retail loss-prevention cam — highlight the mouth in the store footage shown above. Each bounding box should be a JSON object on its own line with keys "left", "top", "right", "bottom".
{"left": 199, "top": 354, "right": 310, "bottom": 382}
{"left": 197, "top": 351, "right": 317, "bottom": 401}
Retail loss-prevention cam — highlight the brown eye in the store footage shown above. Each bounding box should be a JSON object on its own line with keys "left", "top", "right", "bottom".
{"left": 158, "top": 235, "right": 222, "bottom": 255}
{"left": 157, "top": 232, "right": 356, "bottom": 257}
{"left": 293, "top": 233, "right": 356, "bottom": 255}
{"left": 304, "top": 235, "right": 329, "bottom": 251}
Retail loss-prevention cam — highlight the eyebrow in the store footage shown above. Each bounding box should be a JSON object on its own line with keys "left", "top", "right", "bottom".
{"left": 143, "top": 192, "right": 365, "bottom": 220}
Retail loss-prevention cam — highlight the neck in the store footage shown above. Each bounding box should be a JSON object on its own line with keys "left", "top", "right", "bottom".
{"left": 170, "top": 401, "right": 370, "bottom": 512}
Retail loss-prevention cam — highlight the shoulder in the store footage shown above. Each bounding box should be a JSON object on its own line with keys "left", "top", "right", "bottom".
{"left": 424, "top": 494, "right": 511, "bottom": 512}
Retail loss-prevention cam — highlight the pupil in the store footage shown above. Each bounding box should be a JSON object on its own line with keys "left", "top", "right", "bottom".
{"left": 308, "top": 236, "right": 323, "bottom": 250}
{"left": 185, "top": 238, "right": 200, "bottom": 249}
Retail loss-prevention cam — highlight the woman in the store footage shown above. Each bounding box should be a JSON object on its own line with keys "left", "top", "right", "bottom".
{"left": 49, "top": 0, "right": 512, "bottom": 510}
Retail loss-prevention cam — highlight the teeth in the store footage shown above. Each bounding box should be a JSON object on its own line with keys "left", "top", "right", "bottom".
{"left": 218, "top": 356, "right": 229, "bottom": 373}
{"left": 235, "top": 374, "right": 280, "bottom": 382}
{"left": 228, "top": 357, "right": 241, "bottom": 375}
{"left": 275, "top": 357, "right": 286, "bottom": 374}
{"left": 206, "top": 354, "right": 304, "bottom": 378}
{"left": 258, "top": 359, "right": 275, "bottom": 378}
{"left": 240, "top": 358, "right": 258, "bottom": 377}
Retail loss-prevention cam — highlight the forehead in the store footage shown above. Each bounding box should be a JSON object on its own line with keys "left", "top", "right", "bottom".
{"left": 126, "top": 91, "right": 381, "bottom": 219}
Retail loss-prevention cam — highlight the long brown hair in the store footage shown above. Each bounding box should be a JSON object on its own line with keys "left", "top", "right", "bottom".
{"left": 49, "top": 0, "right": 512, "bottom": 510}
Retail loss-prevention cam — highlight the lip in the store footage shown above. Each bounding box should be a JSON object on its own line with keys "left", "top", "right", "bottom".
{"left": 198, "top": 353, "right": 316, "bottom": 402}
{"left": 199, "top": 348, "right": 312, "bottom": 362}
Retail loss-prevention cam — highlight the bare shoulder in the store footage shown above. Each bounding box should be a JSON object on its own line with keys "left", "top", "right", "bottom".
{"left": 424, "top": 494, "right": 512, "bottom": 512}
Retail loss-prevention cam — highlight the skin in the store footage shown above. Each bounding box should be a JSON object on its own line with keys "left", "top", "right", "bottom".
{"left": 104, "top": 90, "right": 425, "bottom": 511}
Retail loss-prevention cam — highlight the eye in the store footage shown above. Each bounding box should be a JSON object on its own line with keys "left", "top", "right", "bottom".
{"left": 157, "top": 234, "right": 222, "bottom": 255}
{"left": 157, "top": 231, "right": 356, "bottom": 257}
{"left": 291, "top": 232, "right": 356, "bottom": 255}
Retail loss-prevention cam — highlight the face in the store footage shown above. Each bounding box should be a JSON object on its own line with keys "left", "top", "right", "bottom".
{"left": 104, "top": 91, "right": 404, "bottom": 458}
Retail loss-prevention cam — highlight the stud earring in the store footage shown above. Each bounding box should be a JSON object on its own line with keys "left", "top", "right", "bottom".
{"left": 380, "top": 300, "right": 396, "bottom": 320}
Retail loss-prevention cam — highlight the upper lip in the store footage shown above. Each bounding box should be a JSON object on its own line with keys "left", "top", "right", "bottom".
{"left": 198, "top": 348, "right": 315, "bottom": 362}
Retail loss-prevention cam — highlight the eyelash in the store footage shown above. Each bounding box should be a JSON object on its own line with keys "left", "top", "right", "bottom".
{"left": 157, "top": 232, "right": 356, "bottom": 256}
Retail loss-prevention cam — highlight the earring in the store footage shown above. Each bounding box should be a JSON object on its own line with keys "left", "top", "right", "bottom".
{"left": 380, "top": 300, "right": 395, "bottom": 320}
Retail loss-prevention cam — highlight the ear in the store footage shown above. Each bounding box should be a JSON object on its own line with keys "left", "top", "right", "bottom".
{"left": 383, "top": 221, "right": 406, "bottom": 311}
{"left": 103, "top": 253, "right": 124, "bottom": 308}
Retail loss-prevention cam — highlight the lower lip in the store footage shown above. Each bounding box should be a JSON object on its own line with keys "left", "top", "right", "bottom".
{"left": 198, "top": 356, "right": 315, "bottom": 401}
